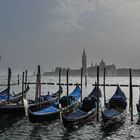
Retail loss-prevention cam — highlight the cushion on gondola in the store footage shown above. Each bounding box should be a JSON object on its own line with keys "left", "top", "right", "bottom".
{"left": 64, "top": 109, "right": 87, "bottom": 120}
{"left": 103, "top": 108, "right": 121, "bottom": 118}
{"left": 0, "top": 88, "right": 9, "bottom": 95}
{"left": 81, "top": 96, "right": 96, "bottom": 112}
{"left": 108, "top": 86, "right": 127, "bottom": 110}
{"left": 88, "top": 85, "right": 102, "bottom": 98}
{"left": 33, "top": 106, "right": 58, "bottom": 115}
{"left": 39, "top": 95, "right": 53, "bottom": 102}
{"left": 69, "top": 86, "right": 81, "bottom": 101}
{"left": 0, "top": 94, "right": 12, "bottom": 100}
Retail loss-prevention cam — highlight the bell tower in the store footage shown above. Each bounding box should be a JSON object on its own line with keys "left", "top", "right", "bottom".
{"left": 82, "top": 48, "right": 87, "bottom": 76}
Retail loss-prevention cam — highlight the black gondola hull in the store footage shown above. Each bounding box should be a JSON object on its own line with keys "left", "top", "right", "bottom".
{"left": 0, "top": 100, "right": 52, "bottom": 115}
{"left": 62, "top": 110, "right": 97, "bottom": 130}
{"left": 28, "top": 101, "right": 79, "bottom": 123}
{"left": 28, "top": 109, "right": 60, "bottom": 123}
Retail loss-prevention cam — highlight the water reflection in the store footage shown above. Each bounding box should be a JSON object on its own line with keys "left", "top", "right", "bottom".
{"left": 101, "top": 122, "right": 124, "bottom": 138}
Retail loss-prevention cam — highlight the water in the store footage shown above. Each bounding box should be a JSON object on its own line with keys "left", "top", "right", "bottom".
{"left": 0, "top": 75, "right": 140, "bottom": 140}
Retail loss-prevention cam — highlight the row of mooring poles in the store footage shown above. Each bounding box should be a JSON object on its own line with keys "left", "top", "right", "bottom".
{"left": 15, "top": 65, "right": 134, "bottom": 122}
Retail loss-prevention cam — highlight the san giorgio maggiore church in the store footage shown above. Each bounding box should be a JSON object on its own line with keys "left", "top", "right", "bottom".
{"left": 44, "top": 49, "right": 140, "bottom": 77}
{"left": 45, "top": 49, "right": 118, "bottom": 77}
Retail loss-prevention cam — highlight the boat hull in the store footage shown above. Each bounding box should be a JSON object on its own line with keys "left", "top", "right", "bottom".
{"left": 28, "top": 101, "right": 79, "bottom": 123}
{"left": 62, "top": 109, "right": 97, "bottom": 130}
{"left": 0, "top": 100, "right": 52, "bottom": 115}
{"left": 28, "top": 109, "right": 59, "bottom": 123}
{"left": 102, "top": 110, "right": 126, "bottom": 127}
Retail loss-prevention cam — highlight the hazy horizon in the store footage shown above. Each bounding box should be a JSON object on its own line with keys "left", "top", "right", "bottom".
{"left": 1, "top": 0, "right": 140, "bottom": 72}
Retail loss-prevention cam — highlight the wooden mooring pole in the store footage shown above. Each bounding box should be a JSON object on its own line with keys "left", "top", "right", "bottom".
{"left": 17, "top": 74, "right": 20, "bottom": 86}
{"left": 97, "top": 66, "right": 99, "bottom": 121}
{"left": 85, "top": 73, "right": 87, "bottom": 87}
{"left": 66, "top": 69, "right": 69, "bottom": 107}
{"left": 58, "top": 68, "right": 61, "bottom": 102}
{"left": 35, "top": 69, "right": 39, "bottom": 102}
{"left": 103, "top": 67, "right": 106, "bottom": 106}
{"left": 7, "top": 68, "right": 11, "bottom": 103}
{"left": 22, "top": 71, "right": 25, "bottom": 103}
{"left": 81, "top": 67, "right": 83, "bottom": 103}
{"left": 38, "top": 65, "right": 41, "bottom": 109}
{"left": 25, "top": 70, "right": 27, "bottom": 90}
{"left": 24, "top": 70, "right": 28, "bottom": 99}
{"left": 129, "top": 68, "right": 133, "bottom": 122}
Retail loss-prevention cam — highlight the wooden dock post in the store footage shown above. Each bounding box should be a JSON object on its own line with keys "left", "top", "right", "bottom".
{"left": 85, "top": 73, "right": 87, "bottom": 87}
{"left": 17, "top": 74, "right": 20, "bottom": 86}
{"left": 35, "top": 69, "right": 39, "bottom": 102}
{"left": 22, "top": 71, "right": 25, "bottom": 102}
{"left": 103, "top": 67, "right": 106, "bottom": 106}
{"left": 129, "top": 68, "right": 133, "bottom": 122}
{"left": 97, "top": 66, "right": 99, "bottom": 121}
{"left": 58, "top": 68, "right": 61, "bottom": 102}
{"left": 25, "top": 70, "right": 27, "bottom": 90}
{"left": 7, "top": 68, "right": 11, "bottom": 103}
{"left": 81, "top": 67, "right": 83, "bottom": 103}
{"left": 38, "top": 65, "right": 41, "bottom": 109}
{"left": 66, "top": 69, "right": 69, "bottom": 107}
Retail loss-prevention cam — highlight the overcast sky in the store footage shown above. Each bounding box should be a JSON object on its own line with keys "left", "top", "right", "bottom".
{"left": 1, "top": 0, "right": 140, "bottom": 72}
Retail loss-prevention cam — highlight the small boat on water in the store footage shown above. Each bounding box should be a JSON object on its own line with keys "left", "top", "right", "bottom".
{"left": 0, "top": 85, "right": 30, "bottom": 104}
{"left": 28, "top": 85, "right": 81, "bottom": 123}
{"left": 0, "top": 86, "right": 63, "bottom": 115}
{"left": 61, "top": 85, "right": 101, "bottom": 130}
{"left": 102, "top": 86, "right": 127, "bottom": 127}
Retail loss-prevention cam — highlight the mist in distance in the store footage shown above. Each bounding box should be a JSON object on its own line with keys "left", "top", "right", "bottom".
{"left": 0, "top": 0, "right": 140, "bottom": 73}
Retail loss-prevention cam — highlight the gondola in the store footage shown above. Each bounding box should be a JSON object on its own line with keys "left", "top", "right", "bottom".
{"left": 0, "top": 86, "right": 63, "bottom": 115}
{"left": 61, "top": 85, "right": 101, "bottom": 130}
{"left": 0, "top": 85, "right": 30, "bottom": 104}
{"left": 102, "top": 86, "right": 127, "bottom": 127}
{"left": 28, "top": 85, "right": 81, "bottom": 123}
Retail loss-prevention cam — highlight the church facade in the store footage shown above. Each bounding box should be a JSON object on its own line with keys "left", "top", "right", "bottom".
{"left": 44, "top": 49, "right": 119, "bottom": 77}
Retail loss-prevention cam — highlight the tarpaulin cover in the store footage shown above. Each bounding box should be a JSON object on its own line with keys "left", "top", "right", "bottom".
{"left": 109, "top": 86, "right": 127, "bottom": 109}
{"left": 88, "top": 85, "right": 102, "bottom": 98}
{"left": 39, "top": 95, "right": 53, "bottom": 102}
{"left": 0, "top": 88, "right": 8, "bottom": 95}
{"left": 110, "top": 86, "right": 126, "bottom": 102}
{"left": 0, "top": 88, "right": 12, "bottom": 100}
{"left": 64, "top": 109, "right": 87, "bottom": 120}
{"left": 69, "top": 85, "right": 81, "bottom": 101}
{"left": 33, "top": 106, "right": 58, "bottom": 115}
{"left": 33, "top": 86, "right": 80, "bottom": 115}
{"left": 102, "top": 108, "right": 121, "bottom": 118}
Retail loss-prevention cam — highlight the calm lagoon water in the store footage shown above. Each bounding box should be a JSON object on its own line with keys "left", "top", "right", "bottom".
{"left": 0, "top": 75, "right": 140, "bottom": 140}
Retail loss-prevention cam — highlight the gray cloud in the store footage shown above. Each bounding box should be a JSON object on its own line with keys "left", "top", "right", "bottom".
{"left": 1, "top": 0, "right": 140, "bottom": 73}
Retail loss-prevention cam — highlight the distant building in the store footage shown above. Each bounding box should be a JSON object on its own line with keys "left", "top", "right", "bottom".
{"left": 87, "top": 59, "right": 117, "bottom": 77}
{"left": 43, "top": 49, "right": 140, "bottom": 77}
{"left": 82, "top": 48, "right": 87, "bottom": 76}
